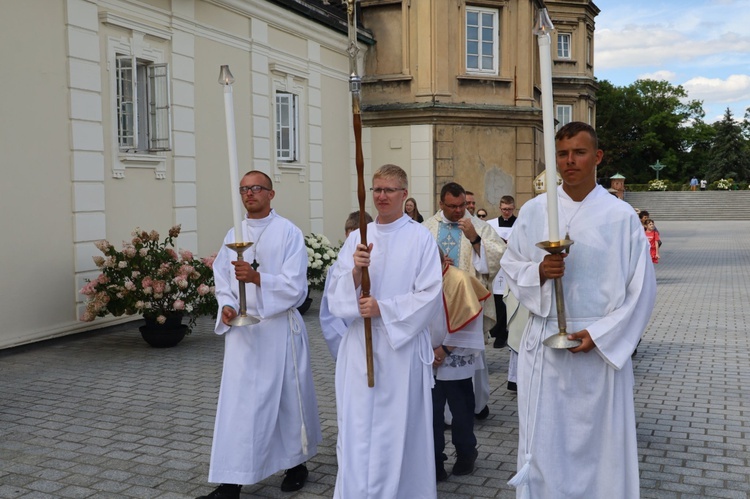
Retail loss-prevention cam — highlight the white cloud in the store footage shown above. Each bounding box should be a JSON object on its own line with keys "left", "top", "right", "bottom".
{"left": 638, "top": 70, "right": 677, "bottom": 82}
{"left": 682, "top": 74, "right": 750, "bottom": 104}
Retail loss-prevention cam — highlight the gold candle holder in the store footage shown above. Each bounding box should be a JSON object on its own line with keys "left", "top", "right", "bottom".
{"left": 225, "top": 241, "right": 260, "bottom": 326}
{"left": 535, "top": 238, "right": 582, "bottom": 349}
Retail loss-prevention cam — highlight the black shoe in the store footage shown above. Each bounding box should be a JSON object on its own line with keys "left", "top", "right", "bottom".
{"left": 196, "top": 484, "right": 241, "bottom": 499}
{"left": 436, "top": 466, "right": 448, "bottom": 482}
{"left": 474, "top": 405, "right": 489, "bottom": 420}
{"left": 493, "top": 336, "right": 506, "bottom": 348}
{"left": 507, "top": 381, "right": 517, "bottom": 392}
{"left": 281, "top": 464, "right": 308, "bottom": 492}
{"left": 452, "top": 448, "right": 478, "bottom": 476}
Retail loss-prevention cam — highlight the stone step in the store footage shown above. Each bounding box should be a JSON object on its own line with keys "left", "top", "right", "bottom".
{"left": 623, "top": 191, "right": 750, "bottom": 221}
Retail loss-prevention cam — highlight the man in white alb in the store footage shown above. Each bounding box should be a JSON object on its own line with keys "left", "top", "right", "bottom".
{"left": 197, "top": 170, "right": 322, "bottom": 499}
{"left": 325, "top": 164, "right": 443, "bottom": 498}
{"left": 501, "top": 122, "right": 656, "bottom": 498}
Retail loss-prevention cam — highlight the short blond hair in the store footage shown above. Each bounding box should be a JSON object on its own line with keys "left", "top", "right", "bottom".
{"left": 373, "top": 164, "right": 408, "bottom": 189}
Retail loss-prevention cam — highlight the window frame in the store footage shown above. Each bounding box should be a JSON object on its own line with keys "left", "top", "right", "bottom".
{"left": 556, "top": 104, "right": 573, "bottom": 131}
{"left": 465, "top": 6, "right": 499, "bottom": 75}
{"left": 557, "top": 33, "right": 572, "bottom": 60}
{"left": 275, "top": 91, "right": 299, "bottom": 163}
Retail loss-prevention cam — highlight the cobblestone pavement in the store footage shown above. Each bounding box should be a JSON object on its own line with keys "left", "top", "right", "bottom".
{"left": 1, "top": 221, "right": 748, "bottom": 498}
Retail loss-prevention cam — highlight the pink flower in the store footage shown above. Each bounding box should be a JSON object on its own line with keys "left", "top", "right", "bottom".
{"left": 94, "top": 240, "right": 111, "bottom": 252}
{"left": 149, "top": 230, "right": 160, "bottom": 242}
{"left": 173, "top": 299, "right": 185, "bottom": 311}
{"left": 165, "top": 248, "right": 178, "bottom": 260}
{"left": 179, "top": 249, "right": 194, "bottom": 261}
{"left": 92, "top": 256, "right": 105, "bottom": 268}
{"left": 156, "top": 315, "right": 166, "bottom": 324}
{"left": 202, "top": 253, "right": 217, "bottom": 269}
{"left": 197, "top": 284, "right": 210, "bottom": 296}
{"left": 96, "top": 274, "right": 110, "bottom": 284}
{"left": 139, "top": 248, "right": 148, "bottom": 257}
{"left": 169, "top": 225, "right": 181, "bottom": 238}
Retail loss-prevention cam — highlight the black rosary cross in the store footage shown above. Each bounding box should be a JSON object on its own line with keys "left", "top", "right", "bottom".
{"left": 250, "top": 259, "right": 260, "bottom": 271}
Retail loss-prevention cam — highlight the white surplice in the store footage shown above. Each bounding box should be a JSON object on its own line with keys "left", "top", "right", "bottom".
{"left": 326, "top": 214, "right": 443, "bottom": 499}
{"left": 208, "top": 210, "right": 322, "bottom": 485}
{"left": 500, "top": 185, "right": 656, "bottom": 499}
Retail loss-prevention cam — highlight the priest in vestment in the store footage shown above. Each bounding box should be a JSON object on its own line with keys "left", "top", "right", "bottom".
{"left": 501, "top": 123, "right": 656, "bottom": 499}
{"left": 325, "top": 164, "right": 443, "bottom": 499}
{"left": 197, "top": 171, "right": 322, "bottom": 499}
{"left": 423, "top": 182, "right": 505, "bottom": 417}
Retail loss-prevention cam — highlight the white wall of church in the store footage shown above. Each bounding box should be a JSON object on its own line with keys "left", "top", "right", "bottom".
{"left": 0, "top": 0, "right": 357, "bottom": 349}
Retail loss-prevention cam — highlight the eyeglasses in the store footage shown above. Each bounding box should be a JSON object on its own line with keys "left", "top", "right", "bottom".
{"left": 239, "top": 185, "right": 271, "bottom": 194}
{"left": 477, "top": 213, "right": 487, "bottom": 218}
{"left": 443, "top": 202, "right": 466, "bottom": 210}
{"left": 500, "top": 207, "right": 514, "bottom": 212}
{"left": 370, "top": 187, "right": 405, "bottom": 195}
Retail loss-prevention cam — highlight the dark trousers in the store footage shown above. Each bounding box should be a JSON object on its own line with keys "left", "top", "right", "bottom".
{"left": 432, "top": 377, "right": 476, "bottom": 462}
{"left": 489, "top": 294, "right": 508, "bottom": 345}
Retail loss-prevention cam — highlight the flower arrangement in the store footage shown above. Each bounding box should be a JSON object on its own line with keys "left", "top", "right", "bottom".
{"left": 80, "top": 225, "right": 218, "bottom": 333}
{"left": 305, "top": 233, "right": 339, "bottom": 292}
{"left": 714, "top": 178, "right": 733, "bottom": 190}
{"left": 648, "top": 179, "right": 668, "bottom": 191}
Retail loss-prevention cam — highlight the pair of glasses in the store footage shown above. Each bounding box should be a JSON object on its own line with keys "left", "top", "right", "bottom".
{"left": 477, "top": 213, "right": 487, "bottom": 218}
{"left": 239, "top": 185, "right": 271, "bottom": 194}
{"left": 501, "top": 208, "right": 514, "bottom": 212}
{"left": 370, "top": 187, "right": 405, "bottom": 195}
{"left": 443, "top": 202, "right": 466, "bottom": 210}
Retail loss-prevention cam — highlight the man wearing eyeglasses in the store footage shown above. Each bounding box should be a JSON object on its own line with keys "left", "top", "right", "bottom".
{"left": 423, "top": 183, "right": 505, "bottom": 425}
{"left": 198, "top": 170, "right": 322, "bottom": 499}
{"left": 325, "top": 164, "right": 443, "bottom": 498}
{"left": 487, "top": 196, "right": 516, "bottom": 351}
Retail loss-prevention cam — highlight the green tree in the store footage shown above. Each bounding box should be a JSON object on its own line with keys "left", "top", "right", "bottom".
{"left": 596, "top": 79, "right": 705, "bottom": 184}
{"left": 706, "top": 108, "right": 750, "bottom": 183}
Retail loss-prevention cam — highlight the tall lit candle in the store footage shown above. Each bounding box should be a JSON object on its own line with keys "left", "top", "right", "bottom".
{"left": 219, "top": 65, "right": 244, "bottom": 244}
{"left": 535, "top": 9, "right": 560, "bottom": 243}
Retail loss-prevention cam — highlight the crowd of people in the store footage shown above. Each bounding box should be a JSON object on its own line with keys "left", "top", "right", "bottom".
{"left": 195, "top": 122, "right": 658, "bottom": 499}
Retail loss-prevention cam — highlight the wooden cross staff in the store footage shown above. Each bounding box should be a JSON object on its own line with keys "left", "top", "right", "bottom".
{"left": 346, "top": 0, "right": 374, "bottom": 387}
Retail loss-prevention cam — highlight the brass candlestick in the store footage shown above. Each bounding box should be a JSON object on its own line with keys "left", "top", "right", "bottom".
{"left": 225, "top": 241, "right": 260, "bottom": 326}
{"left": 536, "top": 238, "right": 582, "bottom": 349}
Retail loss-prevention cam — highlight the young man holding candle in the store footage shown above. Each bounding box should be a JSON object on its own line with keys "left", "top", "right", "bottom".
{"left": 501, "top": 122, "right": 656, "bottom": 498}
{"left": 197, "top": 170, "right": 322, "bottom": 499}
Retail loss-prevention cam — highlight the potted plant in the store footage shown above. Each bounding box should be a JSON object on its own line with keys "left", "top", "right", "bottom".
{"left": 80, "top": 225, "right": 218, "bottom": 347}
{"left": 301, "top": 233, "right": 339, "bottom": 314}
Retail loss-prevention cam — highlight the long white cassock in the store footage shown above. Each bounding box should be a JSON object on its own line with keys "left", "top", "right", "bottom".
{"left": 209, "top": 210, "right": 322, "bottom": 485}
{"left": 500, "top": 185, "right": 656, "bottom": 499}
{"left": 326, "top": 214, "right": 442, "bottom": 499}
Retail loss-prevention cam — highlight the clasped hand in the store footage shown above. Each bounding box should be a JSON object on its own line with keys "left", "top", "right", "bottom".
{"left": 539, "top": 253, "right": 567, "bottom": 283}
{"left": 232, "top": 260, "right": 260, "bottom": 286}
{"left": 457, "top": 218, "right": 478, "bottom": 243}
{"left": 352, "top": 243, "right": 380, "bottom": 318}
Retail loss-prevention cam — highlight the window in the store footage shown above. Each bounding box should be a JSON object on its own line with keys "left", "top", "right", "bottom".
{"left": 275, "top": 92, "right": 299, "bottom": 162}
{"left": 587, "top": 35, "right": 593, "bottom": 65}
{"left": 116, "top": 55, "right": 171, "bottom": 152}
{"left": 556, "top": 105, "right": 572, "bottom": 130}
{"left": 557, "top": 33, "right": 571, "bottom": 59}
{"left": 465, "top": 7, "right": 498, "bottom": 74}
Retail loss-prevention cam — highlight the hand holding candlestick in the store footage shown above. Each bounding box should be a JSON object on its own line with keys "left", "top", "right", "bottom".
{"left": 534, "top": 9, "right": 580, "bottom": 348}
{"left": 219, "top": 65, "right": 259, "bottom": 326}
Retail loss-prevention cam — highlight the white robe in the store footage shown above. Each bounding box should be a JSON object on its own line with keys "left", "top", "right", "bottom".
{"left": 208, "top": 210, "right": 322, "bottom": 485}
{"left": 319, "top": 264, "right": 347, "bottom": 360}
{"left": 500, "top": 185, "right": 656, "bottom": 499}
{"left": 326, "top": 214, "right": 442, "bottom": 499}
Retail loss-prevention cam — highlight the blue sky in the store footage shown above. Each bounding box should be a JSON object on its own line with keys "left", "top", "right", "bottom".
{"left": 593, "top": 0, "right": 750, "bottom": 123}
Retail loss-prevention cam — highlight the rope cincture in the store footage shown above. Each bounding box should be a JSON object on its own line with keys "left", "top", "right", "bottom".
{"left": 507, "top": 315, "right": 546, "bottom": 499}
{"left": 288, "top": 308, "right": 308, "bottom": 455}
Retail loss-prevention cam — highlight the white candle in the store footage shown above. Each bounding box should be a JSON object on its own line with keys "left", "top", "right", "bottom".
{"left": 221, "top": 71, "right": 244, "bottom": 243}
{"left": 536, "top": 17, "right": 560, "bottom": 243}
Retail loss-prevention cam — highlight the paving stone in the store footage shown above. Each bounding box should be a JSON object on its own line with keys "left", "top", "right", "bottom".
{"left": 0, "top": 221, "right": 747, "bottom": 498}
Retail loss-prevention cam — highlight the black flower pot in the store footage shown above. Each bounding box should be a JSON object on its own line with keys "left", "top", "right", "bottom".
{"left": 139, "top": 314, "right": 187, "bottom": 348}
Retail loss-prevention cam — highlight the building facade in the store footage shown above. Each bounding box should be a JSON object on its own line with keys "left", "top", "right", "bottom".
{"left": 358, "top": 0, "right": 599, "bottom": 216}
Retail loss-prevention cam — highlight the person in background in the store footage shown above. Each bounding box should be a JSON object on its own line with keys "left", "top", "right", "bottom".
{"left": 405, "top": 197, "right": 424, "bottom": 223}
{"left": 476, "top": 208, "right": 488, "bottom": 219}
{"left": 465, "top": 191, "right": 477, "bottom": 216}
{"left": 430, "top": 251, "right": 489, "bottom": 481}
{"left": 644, "top": 219, "right": 661, "bottom": 264}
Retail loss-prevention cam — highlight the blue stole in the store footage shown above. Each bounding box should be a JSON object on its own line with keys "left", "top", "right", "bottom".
{"left": 437, "top": 221, "right": 462, "bottom": 266}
